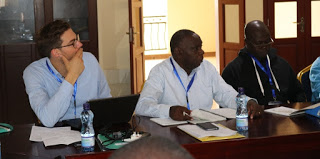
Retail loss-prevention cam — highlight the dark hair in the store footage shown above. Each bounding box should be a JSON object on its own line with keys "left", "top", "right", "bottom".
{"left": 36, "top": 20, "right": 71, "bottom": 58}
{"left": 109, "top": 136, "right": 194, "bottom": 159}
{"left": 170, "top": 29, "right": 195, "bottom": 55}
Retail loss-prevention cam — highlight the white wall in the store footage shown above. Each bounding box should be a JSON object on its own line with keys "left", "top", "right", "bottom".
{"left": 168, "top": 0, "right": 216, "bottom": 53}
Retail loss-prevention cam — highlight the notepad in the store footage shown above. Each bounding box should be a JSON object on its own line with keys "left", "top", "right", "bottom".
{"left": 265, "top": 102, "right": 320, "bottom": 117}
{"left": 177, "top": 123, "right": 245, "bottom": 142}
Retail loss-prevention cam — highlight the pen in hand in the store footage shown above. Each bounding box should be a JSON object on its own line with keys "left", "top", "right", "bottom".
{"left": 183, "top": 111, "right": 190, "bottom": 117}
{"left": 183, "top": 111, "right": 193, "bottom": 120}
{"left": 170, "top": 106, "right": 192, "bottom": 121}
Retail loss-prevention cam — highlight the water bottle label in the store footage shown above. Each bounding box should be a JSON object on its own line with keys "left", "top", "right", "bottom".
{"left": 81, "top": 136, "right": 95, "bottom": 147}
{"left": 236, "top": 118, "right": 248, "bottom": 131}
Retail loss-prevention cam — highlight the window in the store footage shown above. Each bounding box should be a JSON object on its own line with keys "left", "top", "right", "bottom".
{"left": 143, "top": 0, "right": 168, "bottom": 55}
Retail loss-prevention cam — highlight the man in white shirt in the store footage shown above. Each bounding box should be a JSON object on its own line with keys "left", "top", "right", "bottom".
{"left": 135, "top": 29, "right": 262, "bottom": 120}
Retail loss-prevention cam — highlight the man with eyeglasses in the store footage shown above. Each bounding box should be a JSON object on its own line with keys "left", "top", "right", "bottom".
{"left": 222, "top": 20, "right": 306, "bottom": 106}
{"left": 23, "top": 20, "right": 111, "bottom": 127}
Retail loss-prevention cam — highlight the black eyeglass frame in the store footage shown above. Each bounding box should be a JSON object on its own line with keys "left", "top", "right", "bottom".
{"left": 248, "top": 37, "right": 274, "bottom": 48}
{"left": 56, "top": 34, "right": 80, "bottom": 49}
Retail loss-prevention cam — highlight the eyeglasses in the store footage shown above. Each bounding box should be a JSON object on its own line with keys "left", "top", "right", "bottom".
{"left": 57, "top": 34, "right": 80, "bottom": 49}
{"left": 249, "top": 38, "right": 274, "bottom": 48}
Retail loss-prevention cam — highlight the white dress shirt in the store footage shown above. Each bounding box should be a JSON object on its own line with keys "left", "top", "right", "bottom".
{"left": 135, "top": 57, "right": 238, "bottom": 118}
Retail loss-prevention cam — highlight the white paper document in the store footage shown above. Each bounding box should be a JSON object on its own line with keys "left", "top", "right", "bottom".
{"left": 150, "top": 118, "right": 188, "bottom": 126}
{"left": 29, "top": 126, "right": 71, "bottom": 142}
{"left": 264, "top": 106, "right": 298, "bottom": 116}
{"left": 204, "top": 108, "right": 236, "bottom": 119}
{"left": 43, "top": 130, "right": 81, "bottom": 147}
{"left": 265, "top": 103, "right": 320, "bottom": 117}
{"left": 29, "top": 126, "right": 81, "bottom": 147}
{"left": 177, "top": 123, "right": 237, "bottom": 138}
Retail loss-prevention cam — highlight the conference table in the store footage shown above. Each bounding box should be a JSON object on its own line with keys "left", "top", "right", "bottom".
{"left": 1, "top": 102, "right": 320, "bottom": 159}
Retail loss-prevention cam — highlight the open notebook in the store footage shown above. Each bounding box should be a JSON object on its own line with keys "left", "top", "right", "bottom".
{"left": 150, "top": 108, "right": 236, "bottom": 126}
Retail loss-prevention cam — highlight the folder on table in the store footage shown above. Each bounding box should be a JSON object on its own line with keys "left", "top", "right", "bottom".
{"left": 177, "top": 123, "right": 245, "bottom": 142}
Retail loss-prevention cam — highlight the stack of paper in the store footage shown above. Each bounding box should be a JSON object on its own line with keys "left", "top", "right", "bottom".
{"left": 29, "top": 126, "right": 81, "bottom": 147}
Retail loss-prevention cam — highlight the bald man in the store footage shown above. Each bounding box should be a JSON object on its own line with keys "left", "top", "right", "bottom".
{"left": 222, "top": 20, "right": 306, "bottom": 106}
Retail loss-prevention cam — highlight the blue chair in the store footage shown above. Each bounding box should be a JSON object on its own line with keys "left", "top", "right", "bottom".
{"left": 297, "top": 65, "right": 312, "bottom": 102}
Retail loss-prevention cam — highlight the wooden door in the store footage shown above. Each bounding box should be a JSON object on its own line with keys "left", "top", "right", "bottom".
{"left": 128, "top": 0, "right": 145, "bottom": 94}
{"left": 218, "top": 0, "right": 245, "bottom": 73}
{"left": 265, "top": 0, "right": 320, "bottom": 73}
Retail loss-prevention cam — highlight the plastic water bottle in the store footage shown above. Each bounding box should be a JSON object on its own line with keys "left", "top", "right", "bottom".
{"left": 81, "top": 102, "right": 95, "bottom": 152}
{"left": 236, "top": 87, "right": 248, "bottom": 131}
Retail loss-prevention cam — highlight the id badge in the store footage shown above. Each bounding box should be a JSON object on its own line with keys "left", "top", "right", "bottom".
{"left": 268, "top": 100, "right": 282, "bottom": 105}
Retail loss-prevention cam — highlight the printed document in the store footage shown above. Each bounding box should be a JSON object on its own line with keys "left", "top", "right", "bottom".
{"left": 29, "top": 125, "right": 81, "bottom": 147}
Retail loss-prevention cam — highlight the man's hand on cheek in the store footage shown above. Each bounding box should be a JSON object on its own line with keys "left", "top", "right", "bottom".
{"left": 62, "top": 48, "right": 85, "bottom": 85}
{"left": 65, "top": 48, "right": 84, "bottom": 77}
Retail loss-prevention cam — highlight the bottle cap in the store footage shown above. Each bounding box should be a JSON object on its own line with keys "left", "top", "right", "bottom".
{"left": 238, "top": 87, "right": 245, "bottom": 93}
{"left": 83, "top": 102, "right": 90, "bottom": 110}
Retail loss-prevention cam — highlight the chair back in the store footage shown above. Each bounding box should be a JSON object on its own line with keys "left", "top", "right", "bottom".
{"left": 297, "top": 64, "right": 312, "bottom": 102}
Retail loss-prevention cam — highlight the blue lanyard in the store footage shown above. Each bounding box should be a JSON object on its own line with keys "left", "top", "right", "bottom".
{"left": 247, "top": 53, "right": 277, "bottom": 100}
{"left": 170, "top": 58, "right": 196, "bottom": 110}
{"left": 46, "top": 60, "right": 78, "bottom": 117}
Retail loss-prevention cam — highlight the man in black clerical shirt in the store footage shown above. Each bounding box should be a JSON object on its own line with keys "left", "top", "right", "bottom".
{"left": 222, "top": 20, "right": 306, "bottom": 106}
